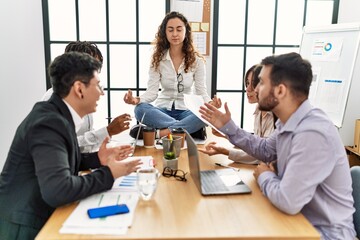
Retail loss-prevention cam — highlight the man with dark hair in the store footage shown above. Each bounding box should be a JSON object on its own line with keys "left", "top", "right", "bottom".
{"left": 0, "top": 52, "right": 141, "bottom": 240}
{"left": 200, "top": 52, "right": 355, "bottom": 239}
{"left": 65, "top": 41, "right": 103, "bottom": 63}
{"left": 43, "top": 41, "right": 132, "bottom": 153}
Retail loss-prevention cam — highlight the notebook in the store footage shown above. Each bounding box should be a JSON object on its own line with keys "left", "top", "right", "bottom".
{"left": 185, "top": 131, "right": 251, "bottom": 195}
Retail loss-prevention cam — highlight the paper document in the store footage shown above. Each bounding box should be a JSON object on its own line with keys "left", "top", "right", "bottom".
{"left": 123, "top": 156, "right": 154, "bottom": 170}
{"left": 184, "top": 94, "right": 225, "bottom": 136}
{"left": 60, "top": 156, "right": 155, "bottom": 235}
{"left": 112, "top": 172, "right": 138, "bottom": 192}
{"left": 60, "top": 191, "right": 139, "bottom": 235}
{"left": 171, "top": 0, "right": 203, "bottom": 22}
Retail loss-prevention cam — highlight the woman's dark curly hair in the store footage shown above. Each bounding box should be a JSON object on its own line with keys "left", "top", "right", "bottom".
{"left": 151, "top": 11, "right": 204, "bottom": 73}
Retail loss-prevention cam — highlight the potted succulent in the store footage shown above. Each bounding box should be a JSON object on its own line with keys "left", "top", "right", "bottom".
{"left": 164, "top": 134, "right": 176, "bottom": 160}
{"left": 162, "top": 133, "right": 181, "bottom": 170}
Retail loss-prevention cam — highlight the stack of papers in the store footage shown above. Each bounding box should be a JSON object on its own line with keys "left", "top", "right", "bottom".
{"left": 112, "top": 172, "right": 138, "bottom": 192}
{"left": 60, "top": 191, "right": 138, "bottom": 235}
{"left": 60, "top": 156, "right": 155, "bottom": 235}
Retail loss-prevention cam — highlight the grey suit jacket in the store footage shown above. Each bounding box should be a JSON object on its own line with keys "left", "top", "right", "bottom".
{"left": 0, "top": 94, "right": 114, "bottom": 233}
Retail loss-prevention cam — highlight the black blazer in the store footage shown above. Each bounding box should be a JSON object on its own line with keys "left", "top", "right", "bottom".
{"left": 0, "top": 94, "right": 114, "bottom": 232}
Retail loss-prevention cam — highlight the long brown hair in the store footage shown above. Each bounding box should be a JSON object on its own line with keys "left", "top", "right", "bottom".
{"left": 151, "top": 11, "right": 204, "bottom": 73}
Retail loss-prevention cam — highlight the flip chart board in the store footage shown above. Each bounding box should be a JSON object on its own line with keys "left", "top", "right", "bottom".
{"left": 300, "top": 22, "right": 360, "bottom": 145}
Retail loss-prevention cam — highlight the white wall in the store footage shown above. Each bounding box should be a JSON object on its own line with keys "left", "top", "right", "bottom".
{"left": 0, "top": 0, "right": 46, "bottom": 169}
{"left": 0, "top": 0, "right": 357, "bottom": 170}
{"left": 338, "top": 0, "right": 360, "bottom": 23}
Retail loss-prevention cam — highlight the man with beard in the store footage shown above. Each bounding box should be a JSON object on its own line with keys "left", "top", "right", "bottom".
{"left": 199, "top": 52, "right": 355, "bottom": 239}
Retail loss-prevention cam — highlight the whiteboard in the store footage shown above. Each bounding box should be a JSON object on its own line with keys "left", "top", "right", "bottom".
{"left": 299, "top": 23, "right": 360, "bottom": 128}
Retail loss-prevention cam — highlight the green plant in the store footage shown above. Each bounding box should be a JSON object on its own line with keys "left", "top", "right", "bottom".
{"left": 164, "top": 151, "right": 176, "bottom": 160}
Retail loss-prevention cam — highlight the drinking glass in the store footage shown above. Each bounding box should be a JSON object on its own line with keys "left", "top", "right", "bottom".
{"left": 107, "top": 139, "right": 135, "bottom": 157}
{"left": 136, "top": 168, "right": 158, "bottom": 201}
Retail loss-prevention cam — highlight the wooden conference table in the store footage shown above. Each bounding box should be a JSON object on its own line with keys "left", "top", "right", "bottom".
{"left": 36, "top": 132, "right": 320, "bottom": 240}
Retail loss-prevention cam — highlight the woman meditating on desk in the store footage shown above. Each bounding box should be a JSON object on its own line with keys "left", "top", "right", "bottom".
{"left": 199, "top": 64, "right": 276, "bottom": 164}
{"left": 124, "top": 11, "right": 221, "bottom": 140}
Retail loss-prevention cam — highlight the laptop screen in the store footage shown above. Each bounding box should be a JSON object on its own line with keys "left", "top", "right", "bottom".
{"left": 185, "top": 131, "right": 202, "bottom": 191}
{"left": 185, "top": 130, "right": 252, "bottom": 195}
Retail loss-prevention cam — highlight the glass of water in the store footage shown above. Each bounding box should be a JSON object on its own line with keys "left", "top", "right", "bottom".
{"left": 107, "top": 139, "right": 135, "bottom": 157}
{"left": 128, "top": 139, "right": 136, "bottom": 157}
{"left": 136, "top": 168, "right": 159, "bottom": 201}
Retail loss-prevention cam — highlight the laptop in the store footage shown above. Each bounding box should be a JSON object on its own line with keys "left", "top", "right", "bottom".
{"left": 185, "top": 131, "right": 251, "bottom": 195}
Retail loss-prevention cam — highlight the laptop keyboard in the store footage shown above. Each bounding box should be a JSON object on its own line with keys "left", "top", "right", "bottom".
{"left": 200, "top": 170, "right": 229, "bottom": 192}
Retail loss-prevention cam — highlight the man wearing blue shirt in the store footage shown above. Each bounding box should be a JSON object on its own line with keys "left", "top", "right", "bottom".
{"left": 200, "top": 52, "right": 356, "bottom": 239}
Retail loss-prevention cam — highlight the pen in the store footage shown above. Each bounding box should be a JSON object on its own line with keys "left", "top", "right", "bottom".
{"left": 215, "top": 163, "right": 240, "bottom": 172}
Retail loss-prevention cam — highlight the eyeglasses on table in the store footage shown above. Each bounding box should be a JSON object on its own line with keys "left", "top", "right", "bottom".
{"left": 162, "top": 167, "right": 187, "bottom": 182}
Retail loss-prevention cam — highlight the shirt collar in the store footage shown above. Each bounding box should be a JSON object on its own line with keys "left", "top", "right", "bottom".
{"left": 164, "top": 49, "right": 171, "bottom": 61}
{"left": 163, "top": 49, "right": 185, "bottom": 72}
{"left": 276, "top": 99, "right": 312, "bottom": 133}
{"left": 62, "top": 99, "right": 84, "bottom": 133}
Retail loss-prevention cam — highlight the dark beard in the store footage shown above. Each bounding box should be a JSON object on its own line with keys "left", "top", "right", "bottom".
{"left": 258, "top": 88, "right": 279, "bottom": 111}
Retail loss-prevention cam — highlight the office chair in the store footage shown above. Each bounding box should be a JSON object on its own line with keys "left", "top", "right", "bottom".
{"left": 351, "top": 166, "right": 360, "bottom": 236}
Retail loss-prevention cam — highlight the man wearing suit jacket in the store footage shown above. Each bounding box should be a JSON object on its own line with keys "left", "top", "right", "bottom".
{"left": 0, "top": 52, "right": 142, "bottom": 240}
